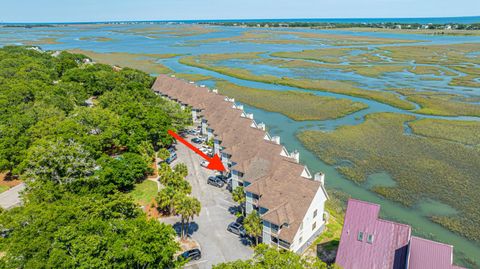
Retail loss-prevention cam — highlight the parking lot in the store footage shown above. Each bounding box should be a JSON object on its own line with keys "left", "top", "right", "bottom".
{"left": 161, "top": 130, "right": 253, "bottom": 268}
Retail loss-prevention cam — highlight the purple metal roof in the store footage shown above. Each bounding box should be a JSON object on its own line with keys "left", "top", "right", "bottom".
{"left": 336, "top": 199, "right": 411, "bottom": 269}
{"left": 336, "top": 199, "right": 467, "bottom": 269}
{"left": 408, "top": 236, "right": 465, "bottom": 269}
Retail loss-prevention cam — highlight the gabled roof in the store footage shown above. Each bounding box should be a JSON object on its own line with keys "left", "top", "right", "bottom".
{"left": 336, "top": 199, "right": 466, "bottom": 269}
{"left": 152, "top": 74, "right": 326, "bottom": 245}
{"left": 408, "top": 236, "right": 465, "bottom": 269}
{"left": 336, "top": 199, "right": 411, "bottom": 269}
{"left": 244, "top": 158, "right": 321, "bottom": 242}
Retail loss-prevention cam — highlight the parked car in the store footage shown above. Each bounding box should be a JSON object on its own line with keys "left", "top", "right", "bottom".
{"left": 207, "top": 176, "right": 224, "bottom": 187}
{"left": 227, "top": 222, "right": 246, "bottom": 236}
{"left": 162, "top": 147, "right": 177, "bottom": 164}
{"left": 165, "top": 152, "right": 177, "bottom": 164}
{"left": 236, "top": 216, "right": 244, "bottom": 224}
{"left": 200, "top": 147, "right": 209, "bottom": 155}
{"left": 215, "top": 174, "right": 229, "bottom": 184}
{"left": 179, "top": 248, "right": 201, "bottom": 262}
{"left": 191, "top": 137, "right": 202, "bottom": 144}
{"left": 200, "top": 160, "right": 209, "bottom": 167}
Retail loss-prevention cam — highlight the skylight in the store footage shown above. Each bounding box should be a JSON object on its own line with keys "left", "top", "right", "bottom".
{"left": 357, "top": 231, "right": 364, "bottom": 241}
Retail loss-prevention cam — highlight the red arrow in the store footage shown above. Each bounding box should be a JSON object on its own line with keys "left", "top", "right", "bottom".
{"left": 167, "top": 130, "right": 225, "bottom": 171}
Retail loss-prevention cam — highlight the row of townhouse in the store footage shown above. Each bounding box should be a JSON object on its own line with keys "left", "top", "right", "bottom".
{"left": 152, "top": 74, "right": 329, "bottom": 253}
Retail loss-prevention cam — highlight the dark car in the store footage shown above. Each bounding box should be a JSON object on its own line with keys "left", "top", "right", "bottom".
{"left": 179, "top": 248, "right": 201, "bottom": 261}
{"left": 227, "top": 222, "right": 246, "bottom": 236}
{"left": 215, "top": 174, "right": 229, "bottom": 184}
{"left": 207, "top": 176, "right": 224, "bottom": 187}
{"left": 191, "top": 137, "right": 202, "bottom": 144}
{"left": 236, "top": 216, "right": 244, "bottom": 224}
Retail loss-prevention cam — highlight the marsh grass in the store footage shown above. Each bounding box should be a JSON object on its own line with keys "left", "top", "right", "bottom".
{"left": 409, "top": 118, "right": 480, "bottom": 146}
{"left": 215, "top": 80, "right": 368, "bottom": 121}
{"left": 297, "top": 112, "right": 480, "bottom": 242}
{"left": 24, "top": 37, "right": 62, "bottom": 45}
{"left": 448, "top": 65, "right": 480, "bottom": 88}
{"left": 113, "top": 25, "right": 218, "bottom": 37}
{"left": 389, "top": 88, "right": 480, "bottom": 117}
{"left": 173, "top": 73, "right": 214, "bottom": 82}
{"left": 79, "top": 36, "right": 115, "bottom": 42}
{"left": 179, "top": 54, "right": 416, "bottom": 110}
{"left": 68, "top": 49, "right": 177, "bottom": 74}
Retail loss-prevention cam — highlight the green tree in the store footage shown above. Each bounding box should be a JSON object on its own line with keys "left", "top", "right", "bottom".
{"left": 20, "top": 139, "right": 96, "bottom": 185}
{"left": 174, "top": 194, "right": 201, "bottom": 239}
{"left": 213, "top": 244, "right": 334, "bottom": 269}
{"left": 0, "top": 193, "right": 181, "bottom": 268}
{"left": 97, "top": 153, "right": 150, "bottom": 191}
{"left": 0, "top": 46, "right": 193, "bottom": 267}
{"left": 158, "top": 148, "right": 170, "bottom": 162}
{"left": 174, "top": 163, "right": 188, "bottom": 178}
{"left": 232, "top": 186, "right": 246, "bottom": 216}
{"left": 156, "top": 186, "right": 178, "bottom": 215}
{"left": 244, "top": 210, "right": 263, "bottom": 245}
{"left": 159, "top": 169, "right": 191, "bottom": 194}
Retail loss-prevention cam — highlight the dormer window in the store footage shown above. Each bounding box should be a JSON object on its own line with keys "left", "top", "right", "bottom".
{"left": 357, "top": 231, "right": 364, "bottom": 242}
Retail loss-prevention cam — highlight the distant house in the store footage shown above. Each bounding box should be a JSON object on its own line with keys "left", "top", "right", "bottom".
{"left": 336, "top": 199, "right": 466, "bottom": 269}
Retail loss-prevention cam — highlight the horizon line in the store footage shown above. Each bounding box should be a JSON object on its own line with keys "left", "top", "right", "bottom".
{"left": 1, "top": 15, "right": 479, "bottom": 25}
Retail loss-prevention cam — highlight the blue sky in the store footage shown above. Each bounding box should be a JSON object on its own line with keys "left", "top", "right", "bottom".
{"left": 1, "top": 0, "right": 479, "bottom": 23}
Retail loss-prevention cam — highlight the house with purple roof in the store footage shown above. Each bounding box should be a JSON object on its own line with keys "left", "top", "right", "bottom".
{"left": 336, "top": 199, "right": 466, "bottom": 269}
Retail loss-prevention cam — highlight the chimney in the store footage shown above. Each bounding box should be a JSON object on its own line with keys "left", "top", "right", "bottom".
{"left": 291, "top": 150, "right": 300, "bottom": 163}
{"left": 257, "top": 122, "right": 266, "bottom": 131}
{"left": 271, "top": 136, "right": 281, "bottom": 144}
{"left": 314, "top": 172, "right": 325, "bottom": 185}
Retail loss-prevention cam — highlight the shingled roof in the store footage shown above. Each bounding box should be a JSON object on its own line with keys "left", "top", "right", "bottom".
{"left": 152, "top": 74, "right": 325, "bottom": 244}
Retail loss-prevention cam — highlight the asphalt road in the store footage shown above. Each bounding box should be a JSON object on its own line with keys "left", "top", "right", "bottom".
{"left": 0, "top": 183, "right": 25, "bottom": 210}
{"left": 162, "top": 136, "right": 253, "bottom": 269}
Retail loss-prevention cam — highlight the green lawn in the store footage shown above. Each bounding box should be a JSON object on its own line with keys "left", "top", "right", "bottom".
{"left": 129, "top": 180, "right": 158, "bottom": 206}
{"left": 0, "top": 185, "right": 9, "bottom": 194}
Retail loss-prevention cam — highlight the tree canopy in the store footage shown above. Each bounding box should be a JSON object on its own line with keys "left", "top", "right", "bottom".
{"left": 0, "top": 46, "right": 192, "bottom": 267}
{"left": 212, "top": 244, "right": 337, "bottom": 269}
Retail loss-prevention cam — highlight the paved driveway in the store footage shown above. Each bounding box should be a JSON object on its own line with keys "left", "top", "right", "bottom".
{"left": 162, "top": 136, "right": 253, "bottom": 268}
{"left": 0, "top": 183, "right": 25, "bottom": 210}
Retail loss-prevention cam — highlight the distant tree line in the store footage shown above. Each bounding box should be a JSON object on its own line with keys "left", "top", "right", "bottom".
{"left": 199, "top": 21, "right": 480, "bottom": 30}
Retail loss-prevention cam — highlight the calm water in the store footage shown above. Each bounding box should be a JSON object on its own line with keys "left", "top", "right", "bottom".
{"left": 1, "top": 23, "right": 479, "bottom": 267}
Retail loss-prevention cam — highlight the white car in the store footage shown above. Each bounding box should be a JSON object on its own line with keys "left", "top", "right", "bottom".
{"left": 200, "top": 160, "right": 209, "bottom": 167}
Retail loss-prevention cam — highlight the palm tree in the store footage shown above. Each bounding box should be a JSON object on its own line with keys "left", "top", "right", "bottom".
{"left": 244, "top": 210, "right": 263, "bottom": 245}
{"left": 156, "top": 186, "right": 177, "bottom": 215}
{"left": 174, "top": 194, "right": 201, "bottom": 239}
{"left": 232, "top": 186, "right": 246, "bottom": 216}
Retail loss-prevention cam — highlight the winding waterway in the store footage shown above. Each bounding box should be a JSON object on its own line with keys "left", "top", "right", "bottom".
{"left": 1, "top": 23, "right": 479, "bottom": 267}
